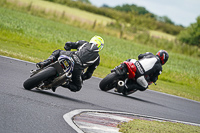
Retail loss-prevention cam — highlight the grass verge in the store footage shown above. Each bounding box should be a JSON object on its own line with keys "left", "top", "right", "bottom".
{"left": 0, "top": 6, "right": 200, "bottom": 102}
{"left": 118, "top": 119, "right": 200, "bottom": 133}
{"left": 1, "top": 3, "right": 200, "bottom": 133}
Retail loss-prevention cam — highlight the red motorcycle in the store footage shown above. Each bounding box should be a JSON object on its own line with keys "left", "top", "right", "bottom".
{"left": 99, "top": 61, "right": 153, "bottom": 95}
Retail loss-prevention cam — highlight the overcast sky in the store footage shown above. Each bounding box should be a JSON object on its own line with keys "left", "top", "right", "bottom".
{"left": 89, "top": 0, "right": 200, "bottom": 27}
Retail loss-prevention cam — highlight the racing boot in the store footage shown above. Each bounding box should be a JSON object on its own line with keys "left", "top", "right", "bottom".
{"left": 36, "top": 56, "right": 56, "bottom": 69}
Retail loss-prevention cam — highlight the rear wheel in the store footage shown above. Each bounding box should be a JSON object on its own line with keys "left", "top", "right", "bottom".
{"left": 99, "top": 72, "right": 122, "bottom": 91}
{"left": 23, "top": 67, "right": 57, "bottom": 90}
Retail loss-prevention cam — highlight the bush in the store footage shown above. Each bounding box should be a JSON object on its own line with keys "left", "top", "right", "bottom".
{"left": 45, "top": 0, "right": 183, "bottom": 35}
{"left": 134, "top": 32, "right": 199, "bottom": 57}
{"left": 178, "top": 16, "right": 200, "bottom": 47}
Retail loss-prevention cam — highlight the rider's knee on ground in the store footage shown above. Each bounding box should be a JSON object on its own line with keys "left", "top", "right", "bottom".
{"left": 69, "top": 84, "right": 81, "bottom": 92}
{"left": 126, "top": 82, "right": 147, "bottom": 91}
{"left": 137, "top": 87, "right": 147, "bottom": 91}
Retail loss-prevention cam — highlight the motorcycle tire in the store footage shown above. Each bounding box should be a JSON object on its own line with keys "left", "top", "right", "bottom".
{"left": 99, "top": 72, "right": 122, "bottom": 91}
{"left": 23, "top": 67, "right": 57, "bottom": 90}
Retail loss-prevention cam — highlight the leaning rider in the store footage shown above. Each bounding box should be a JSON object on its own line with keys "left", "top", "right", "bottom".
{"left": 123, "top": 50, "right": 169, "bottom": 94}
{"left": 36, "top": 35, "right": 104, "bottom": 92}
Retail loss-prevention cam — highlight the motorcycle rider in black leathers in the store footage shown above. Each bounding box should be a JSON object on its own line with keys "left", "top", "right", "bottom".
{"left": 36, "top": 35, "right": 104, "bottom": 92}
{"left": 123, "top": 50, "right": 169, "bottom": 94}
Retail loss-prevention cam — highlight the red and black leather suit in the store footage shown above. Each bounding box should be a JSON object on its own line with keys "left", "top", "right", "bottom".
{"left": 125, "top": 52, "right": 162, "bottom": 91}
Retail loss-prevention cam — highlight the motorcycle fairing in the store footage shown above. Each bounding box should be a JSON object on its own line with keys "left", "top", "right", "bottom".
{"left": 123, "top": 61, "right": 137, "bottom": 79}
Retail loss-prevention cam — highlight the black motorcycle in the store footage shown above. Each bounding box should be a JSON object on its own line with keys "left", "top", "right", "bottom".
{"left": 23, "top": 55, "right": 74, "bottom": 91}
{"left": 99, "top": 61, "right": 155, "bottom": 95}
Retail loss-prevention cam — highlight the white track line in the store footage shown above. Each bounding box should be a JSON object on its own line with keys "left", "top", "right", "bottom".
{"left": 2, "top": 56, "right": 200, "bottom": 131}
{"left": 63, "top": 109, "right": 200, "bottom": 133}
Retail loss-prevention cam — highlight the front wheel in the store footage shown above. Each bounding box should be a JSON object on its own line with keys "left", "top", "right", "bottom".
{"left": 99, "top": 72, "right": 122, "bottom": 91}
{"left": 23, "top": 67, "right": 57, "bottom": 90}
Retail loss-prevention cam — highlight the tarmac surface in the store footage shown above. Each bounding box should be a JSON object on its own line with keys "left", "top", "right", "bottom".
{"left": 1, "top": 55, "right": 200, "bottom": 133}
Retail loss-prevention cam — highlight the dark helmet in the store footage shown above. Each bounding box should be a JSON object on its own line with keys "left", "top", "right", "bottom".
{"left": 156, "top": 50, "right": 169, "bottom": 65}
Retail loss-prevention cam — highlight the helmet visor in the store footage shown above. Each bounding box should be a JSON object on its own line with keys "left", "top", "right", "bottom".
{"left": 90, "top": 36, "right": 104, "bottom": 51}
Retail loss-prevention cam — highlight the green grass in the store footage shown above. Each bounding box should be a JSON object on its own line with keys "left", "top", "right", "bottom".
{"left": 4, "top": 0, "right": 200, "bottom": 58}
{"left": 4, "top": 0, "right": 114, "bottom": 25}
{"left": 118, "top": 119, "right": 200, "bottom": 133}
{"left": 0, "top": 6, "right": 200, "bottom": 102}
{"left": 149, "top": 30, "right": 176, "bottom": 40}
{"left": 1, "top": 4, "right": 200, "bottom": 133}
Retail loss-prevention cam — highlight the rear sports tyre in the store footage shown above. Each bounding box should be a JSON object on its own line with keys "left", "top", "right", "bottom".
{"left": 99, "top": 72, "right": 121, "bottom": 91}
{"left": 23, "top": 67, "right": 57, "bottom": 90}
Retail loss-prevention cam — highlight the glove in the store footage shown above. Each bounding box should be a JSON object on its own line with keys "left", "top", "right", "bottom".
{"left": 138, "top": 54, "right": 143, "bottom": 60}
{"left": 64, "top": 42, "right": 72, "bottom": 51}
{"left": 150, "top": 76, "right": 158, "bottom": 83}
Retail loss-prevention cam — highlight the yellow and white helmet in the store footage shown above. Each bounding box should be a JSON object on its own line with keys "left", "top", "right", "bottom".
{"left": 89, "top": 35, "right": 104, "bottom": 51}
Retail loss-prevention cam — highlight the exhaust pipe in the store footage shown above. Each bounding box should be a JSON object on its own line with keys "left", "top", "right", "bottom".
{"left": 117, "top": 80, "right": 125, "bottom": 93}
{"left": 50, "top": 74, "right": 67, "bottom": 88}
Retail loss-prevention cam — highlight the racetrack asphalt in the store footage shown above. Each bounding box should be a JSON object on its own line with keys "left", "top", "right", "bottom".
{"left": 1, "top": 55, "right": 200, "bottom": 133}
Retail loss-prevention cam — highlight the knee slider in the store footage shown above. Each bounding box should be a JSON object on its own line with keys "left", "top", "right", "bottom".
{"left": 69, "top": 84, "right": 81, "bottom": 92}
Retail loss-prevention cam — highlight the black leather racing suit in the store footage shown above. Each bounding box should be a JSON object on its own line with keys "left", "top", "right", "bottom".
{"left": 126, "top": 52, "right": 162, "bottom": 91}
{"left": 49, "top": 40, "right": 100, "bottom": 92}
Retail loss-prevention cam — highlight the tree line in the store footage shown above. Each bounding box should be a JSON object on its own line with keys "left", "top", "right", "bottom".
{"left": 45, "top": 0, "right": 184, "bottom": 34}
{"left": 45, "top": 0, "right": 200, "bottom": 47}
